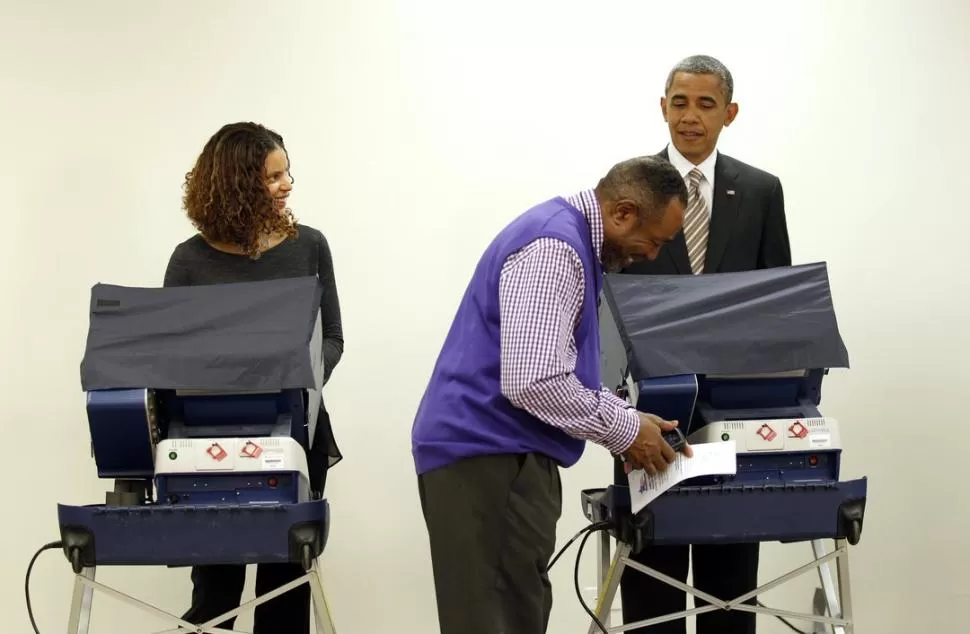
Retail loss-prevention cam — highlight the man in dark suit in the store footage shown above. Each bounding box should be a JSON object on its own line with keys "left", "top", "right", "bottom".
{"left": 617, "top": 55, "right": 792, "bottom": 634}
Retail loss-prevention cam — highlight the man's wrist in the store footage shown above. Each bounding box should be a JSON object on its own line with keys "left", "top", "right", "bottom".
{"left": 600, "top": 406, "right": 640, "bottom": 455}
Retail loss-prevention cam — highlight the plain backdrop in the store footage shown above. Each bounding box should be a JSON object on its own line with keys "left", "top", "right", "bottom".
{"left": 2, "top": 1, "right": 968, "bottom": 633}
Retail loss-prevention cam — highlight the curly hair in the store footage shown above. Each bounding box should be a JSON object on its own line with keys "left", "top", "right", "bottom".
{"left": 183, "top": 122, "right": 298, "bottom": 258}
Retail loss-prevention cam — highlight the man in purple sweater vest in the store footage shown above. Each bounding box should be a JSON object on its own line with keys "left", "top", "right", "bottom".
{"left": 411, "top": 156, "right": 692, "bottom": 634}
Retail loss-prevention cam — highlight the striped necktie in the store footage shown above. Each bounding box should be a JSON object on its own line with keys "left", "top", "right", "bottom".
{"left": 683, "top": 168, "right": 709, "bottom": 275}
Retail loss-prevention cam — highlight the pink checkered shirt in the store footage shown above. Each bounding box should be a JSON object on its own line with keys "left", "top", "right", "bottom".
{"left": 498, "top": 189, "right": 640, "bottom": 456}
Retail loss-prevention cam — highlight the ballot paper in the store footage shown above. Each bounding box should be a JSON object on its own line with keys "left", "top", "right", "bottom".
{"left": 627, "top": 441, "right": 738, "bottom": 514}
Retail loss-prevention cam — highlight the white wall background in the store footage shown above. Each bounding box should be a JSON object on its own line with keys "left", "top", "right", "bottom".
{"left": 2, "top": 0, "right": 968, "bottom": 632}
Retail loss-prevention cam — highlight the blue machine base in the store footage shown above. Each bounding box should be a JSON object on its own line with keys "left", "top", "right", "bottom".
{"left": 581, "top": 477, "right": 867, "bottom": 552}
{"left": 57, "top": 499, "right": 330, "bottom": 571}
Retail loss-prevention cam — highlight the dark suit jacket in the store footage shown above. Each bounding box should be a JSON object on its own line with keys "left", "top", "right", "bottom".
{"left": 623, "top": 147, "right": 791, "bottom": 275}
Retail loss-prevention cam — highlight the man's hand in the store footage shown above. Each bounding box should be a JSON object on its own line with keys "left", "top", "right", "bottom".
{"left": 624, "top": 413, "right": 693, "bottom": 474}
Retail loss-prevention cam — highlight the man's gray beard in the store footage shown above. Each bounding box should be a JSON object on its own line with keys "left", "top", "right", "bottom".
{"left": 601, "top": 241, "right": 625, "bottom": 273}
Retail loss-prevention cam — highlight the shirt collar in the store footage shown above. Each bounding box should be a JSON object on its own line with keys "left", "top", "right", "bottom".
{"left": 666, "top": 143, "right": 718, "bottom": 184}
{"left": 563, "top": 189, "right": 603, "bottom": 262}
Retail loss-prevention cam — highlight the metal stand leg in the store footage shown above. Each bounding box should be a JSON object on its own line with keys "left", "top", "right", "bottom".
{"left": 589, "top": 536, "right": 856, "bottom": 634}
{"left": 65, "top": 561, "right": 337, "bottom": 634}
{"left": 66, "top": 567, "right": 96, "bottom": 634}
{"left": 588, "top": 542, "right": 629, "bottom": 634}
{"left": 309, "top": 561, "right": 337, "bottom": 634}
{"left": 835, "top": 539, "right": 853, "bottom": 634}
{"left": 592, "top": 523, "right": 614, "bottom": 629}
{"left": 812, "top": 539, "right": 846, "bottom": 634}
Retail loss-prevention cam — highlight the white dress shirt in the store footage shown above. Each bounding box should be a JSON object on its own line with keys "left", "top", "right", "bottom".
{"left": 666, "top": 144, "right": 717, "bottom": 219}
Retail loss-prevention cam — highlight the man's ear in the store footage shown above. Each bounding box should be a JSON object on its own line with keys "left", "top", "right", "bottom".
{"left": 724, "top": 102, "right": 739, "bottom": 126}
{"left": 613, "top": 200, "right": 640, "bottom": 227}
{"left": 661, "top": 97, "right": 668, "bottom": 122}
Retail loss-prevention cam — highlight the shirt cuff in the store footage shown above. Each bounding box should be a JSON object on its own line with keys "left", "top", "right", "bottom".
{"left": 597, "top": 404, "right": 641, "bottom": 455}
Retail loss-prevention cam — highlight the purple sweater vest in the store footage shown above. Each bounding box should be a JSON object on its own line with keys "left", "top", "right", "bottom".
{"left": 411, "top": 197, "right": 603, "bottom": 475}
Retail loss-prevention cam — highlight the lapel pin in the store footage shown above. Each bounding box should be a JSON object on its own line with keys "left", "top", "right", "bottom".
{"left": 726, "top": 190, "right": 735, "bottom": 196}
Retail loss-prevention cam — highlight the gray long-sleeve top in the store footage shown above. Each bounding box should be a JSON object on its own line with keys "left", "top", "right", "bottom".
{"left": 162, "top": 224, "right": 344, "bottom": 384}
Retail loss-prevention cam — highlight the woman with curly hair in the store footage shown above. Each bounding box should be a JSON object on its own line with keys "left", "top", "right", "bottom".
{"left": 163, "top": 121, "right": 344, "bottom": 634}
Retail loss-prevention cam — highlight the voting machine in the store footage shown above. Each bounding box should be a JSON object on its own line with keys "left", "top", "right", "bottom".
{"left": 54, "top": 277, "right": 337, "bottom": 634}
{"left": 582, "top": 262, "right": 866, "bottom": 634}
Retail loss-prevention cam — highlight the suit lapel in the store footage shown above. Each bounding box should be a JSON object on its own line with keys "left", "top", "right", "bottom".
{"left": 704, "top": 154, "right": 741, "bottom": 273}
{"left": 656, "top": 147, "right": 692, "bottom": 274}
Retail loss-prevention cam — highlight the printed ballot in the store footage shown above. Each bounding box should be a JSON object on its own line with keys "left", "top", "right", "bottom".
{"left": 627, "top": 441, "right": 738, "bottom": 514}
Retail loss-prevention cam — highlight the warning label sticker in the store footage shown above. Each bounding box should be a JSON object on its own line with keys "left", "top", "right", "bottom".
{"left": 757, "top": 424, "right": 777, "bottom": 442}
{"left": 241, "top": 441, "right": 263, "bottom": 458}
{"left": 206, "top": 443, "right": 227, "bottom": 462}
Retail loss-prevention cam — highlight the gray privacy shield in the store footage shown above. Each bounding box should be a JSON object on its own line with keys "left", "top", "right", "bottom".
{"left": 79, "top": 276, "right": 324, "bottom": 392}
{"left": 600, "top": 262, "right": 849, "bottom": 381}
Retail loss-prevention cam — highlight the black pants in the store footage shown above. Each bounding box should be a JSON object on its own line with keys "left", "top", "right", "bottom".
{"left": 619, "top": 542, "right": 760, "bottom": 634}
{"left": 418, "top": 453, "right": 562, "bottom": 634}
{"left": 181, "top": 465, "right": 329, "bottom": 633}
{"left": 182, "top": 563, "right": 310, "bottom": 633}
{"left": 613, "top": 455, "right": 759, "bottom": 634}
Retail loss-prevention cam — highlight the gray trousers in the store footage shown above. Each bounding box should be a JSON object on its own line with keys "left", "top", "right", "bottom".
{"left": 417, "top": 452, "right": 563, "bottom": 634}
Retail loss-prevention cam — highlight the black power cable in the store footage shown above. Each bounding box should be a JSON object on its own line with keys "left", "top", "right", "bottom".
{"left": 547, "top": 520, "right": 612, "bottom": 633}
{"left": 25, "top": 541, "right": 64, "bottom": 634}
{"left": 573, "top": 526, "right": 611, "bottom": 633}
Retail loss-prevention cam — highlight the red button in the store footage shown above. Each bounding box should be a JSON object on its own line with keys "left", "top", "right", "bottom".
{"left": 268, "top": 477, "right": 278, "bottom": 488}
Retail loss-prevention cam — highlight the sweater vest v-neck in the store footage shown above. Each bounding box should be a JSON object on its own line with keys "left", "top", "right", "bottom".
{"left": 411, "top": 197, "right": 603, "bottom": 475}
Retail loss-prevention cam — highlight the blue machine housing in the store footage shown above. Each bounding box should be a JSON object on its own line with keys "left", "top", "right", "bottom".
{"left": 57, "top": 499, "right": 330, "bottom": 569}
{"left": 608, "top": 370, "right": 867, "bottom": 547}
{"left": 60, "top": 278, "right": 332, "bottom": 573}
{"left": 591, "top": 264, "right": 868, "bottom": 550}
{"left": 86, "top": 388, "right": 158, "bottom": 480}
{"left": 88, "top": 388, "right": 313, "bottom": 481}
{"left": 64, "top": 385, "right": 329, "bottom": 571}
{"left": 155, "top": 471, "right": 305, "bottom": 506}
{"left": 626, "top": 369, "right": 841, "bottom": 486}
{"left": 692, "top": 369, "right": 839, "bottom": 486}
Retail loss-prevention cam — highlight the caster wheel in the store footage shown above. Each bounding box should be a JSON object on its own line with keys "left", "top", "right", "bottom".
{"left": 848, "top": 519, "right": 862, "bottom": 545}
{"left": 70, "top": 548, "right": 83, "bottom": 574}
{"left": 301, "top": 543, "right": 314, "bottom": 571}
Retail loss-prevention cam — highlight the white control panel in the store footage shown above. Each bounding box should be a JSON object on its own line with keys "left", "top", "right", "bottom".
{"left": 687, "top": 417, "right": 841, "bottom": 453}
{"left": 155, "top": 436, "right": 309, "bottom": 477}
